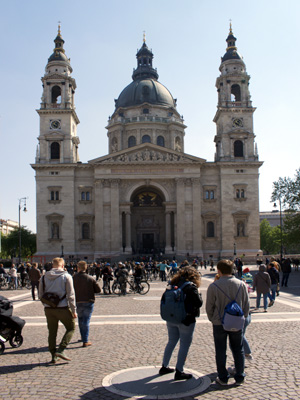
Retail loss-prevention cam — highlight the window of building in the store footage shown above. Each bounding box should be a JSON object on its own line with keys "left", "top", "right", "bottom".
{"left": 157, "top": 136, "right": 165, "bottom": 147}
{"left": 142, "top": 135, "right": 151, "bottom": 143}
{"left": 207, "top": 221, "right": 215, "bottom": 237}
{"left": 82, "top": 223, "right": 90, "bottom": 239}
{"left": 51, "top": 191, "right": 59, "bottom": 201}
{"left": 51, "top": 223, "right": 59, "bottom": 239}
{"left": 81, "top": 191, "right": 91, "bottom": 201}
{"left": 231, "top": 84, "right": 241, "bottom": 102}
{"left": 204, "top": 188, "right": 216, "bottom": 201}
{"left": 234, "top": 140, "right": 243, "bottom": 157}
{"left": 143, "top": 108, "right": 149, "bottom": 114}
{"left": 234, "top": 186, "right": 246, "bottom": 200}
{"left": 237, "top": 221, "right": 245, "bottom": 237}
{"left": 128, "top": 136, "right": 136, "bottom": 147}
{"left": 51, "top": 85, "right": 61, "bottom": 104}
{"left": 50, "top": 142, "right": 60, "bottom": 160}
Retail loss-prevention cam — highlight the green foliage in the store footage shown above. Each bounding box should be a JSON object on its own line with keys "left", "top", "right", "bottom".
{"left": 260, "top": 219, "right": 282, "bottom": 254}
{"left": 0, "top": 227, "right": 36, "bottom": 259}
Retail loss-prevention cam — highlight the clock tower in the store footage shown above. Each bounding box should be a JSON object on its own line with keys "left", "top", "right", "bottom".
{"left": 36, "top": 25, "right": 80, "bottom": 164}
{"left": 213, "top": 24, "right": 258, "bottom": 162}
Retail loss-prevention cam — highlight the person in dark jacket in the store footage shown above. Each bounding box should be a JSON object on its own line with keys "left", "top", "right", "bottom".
{"left": 159, "top": 266, "right": 202, "bottom": 381}
{"left": 267, "top": 262, "right": 280, "bottom": 304}
{"left": 73, "top": 261, "right": 101, "bottom": 347}
{"left": 28, "top": 263, "right": 41, "bottom": 300}
{"left": 253, "top": 264, "right": 271, "bottom": 311}
{"left": 281, "top": 258, "right": 292, "bottom": 287}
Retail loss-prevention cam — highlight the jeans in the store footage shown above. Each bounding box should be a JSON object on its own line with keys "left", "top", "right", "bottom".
{"left": 256, "top": 292, "right": 269, "bottom": 310}
{"left": 162, "top": 321, "right": 195, "bottom": 372}
{"left": 213, "top": 324, "right": 245, "bottom": 384}
{"left": 282, "top": 273, "right": 290, "bottom": 287}
{"left": 31, "top": 281, "right": 39, "bottom": 300}
{"left": 44, "top": 307, "right": 75, "bottom": 356}
{"left": 77, "top": 302, "right": 94, "bottom": 343}
{"left": 268, "top": 284, "right": 277, "bottom": 301}
{"left": 243, "top": 314, "right": 251, "bottom": 355}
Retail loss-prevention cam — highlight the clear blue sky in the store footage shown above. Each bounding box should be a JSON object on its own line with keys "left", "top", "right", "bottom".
{"left": 1, "top": 0, "right": 299, "bottom": 233}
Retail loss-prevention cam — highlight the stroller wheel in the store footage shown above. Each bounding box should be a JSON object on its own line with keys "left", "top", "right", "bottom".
{"left": 0, "top": 341, "right": 5, "bottom": 355}
{"left": 9, "top": 334, "right": 23, "bottom": 348}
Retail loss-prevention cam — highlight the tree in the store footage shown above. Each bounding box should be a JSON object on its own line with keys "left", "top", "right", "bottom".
{"left": 260, "top": 219, "right": 282, "bottom": 254}
{"left": 272, "top": 168, "right": 300, "bottom": 251}
{"left": 1, "top": 227, "right": 36, "bottom": 260}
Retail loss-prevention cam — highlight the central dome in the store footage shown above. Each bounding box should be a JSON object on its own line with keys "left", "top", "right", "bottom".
{"left": 114, "top": 40, "right": 176, "bottom": 110}
{"left": 115, "top": 78, "right": 175, "bottom": 109}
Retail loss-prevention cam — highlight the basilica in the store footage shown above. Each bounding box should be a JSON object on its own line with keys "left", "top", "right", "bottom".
{"left": 32, "top": 25, "right": 263, "bottom": 262}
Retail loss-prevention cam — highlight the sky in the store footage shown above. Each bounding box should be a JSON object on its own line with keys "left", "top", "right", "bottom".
{"left": 1, "top": 0, "right": 299, "bottom": 233}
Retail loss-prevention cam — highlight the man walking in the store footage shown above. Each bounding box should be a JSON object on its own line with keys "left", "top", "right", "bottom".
{"left": 73, "top": 261, "right": 101, "bottom": 347}
{"left": 206, "top": 259, "right": 249, "bottom": 386}
{"left": 28, "top": 262, "right": 41, "bottom": 300}
{"left": 39, "top": 257, "right": 77, "bottom": 363}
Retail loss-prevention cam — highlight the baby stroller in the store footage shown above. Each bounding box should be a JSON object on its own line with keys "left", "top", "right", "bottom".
{"left": 0, "top": 295, "right": 26, "bottom": 355}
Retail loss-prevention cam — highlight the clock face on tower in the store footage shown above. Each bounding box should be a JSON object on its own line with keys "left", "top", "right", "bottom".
{"left": 50, "top": 120, "right": 61, "bottom": 130}
{"left": 232, "top": 118, "right": 243, "bottom": 128}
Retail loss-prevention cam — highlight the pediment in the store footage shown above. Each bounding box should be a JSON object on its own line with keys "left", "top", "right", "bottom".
{"left": 88, "top": 143, "right": 206, "bottom": 165}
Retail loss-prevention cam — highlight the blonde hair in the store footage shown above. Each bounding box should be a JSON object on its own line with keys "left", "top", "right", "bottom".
{"left": 77, "top": 261, "right": 87, "bottom": 271}
{"left": 52, "top": 258, "right": 65, "bottom": 268}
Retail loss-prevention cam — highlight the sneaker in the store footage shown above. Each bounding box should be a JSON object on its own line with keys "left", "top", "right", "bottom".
{"left": 215, "top": 376, "right": 228, "bottom": 386}
{"left": 245, "top": 354, "right": 253, "bottom": 360}
{"left": 235, "top": 379, "right": 244, "bottom": 386}
{"left": 264, "top": 309, "right": 268, "bottom": 312}
{"left": 159, "top": 366, "right": 175, "bottom": 375}
{"left": 227, "top": 367, "right": 236, "bottom": 375}
{"left": 83, "top": 342, "right": 92, "bottom": 347}
{"left": 55, "top": 351, "right": 71, "bottom": 361}
{"left": 49, "top": 356, "right": 57, "bottom": 364}
{"left": 268, "top": 300, "right": 274, "bottom": 307}
{"left": 174, "top": 369, "right": 193, "bottom": 381}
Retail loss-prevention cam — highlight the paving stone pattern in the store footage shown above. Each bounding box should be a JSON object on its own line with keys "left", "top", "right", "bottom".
{"left": 1, "top": 266, "right": 300, "bottom": 399}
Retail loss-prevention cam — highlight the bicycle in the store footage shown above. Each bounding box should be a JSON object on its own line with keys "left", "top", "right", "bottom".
{"left": 0, "top": 275, "right": 8, "bottom": 290}
{"left": 102, "top": 275, "right": 113, "bottom": 294}
{"left": 112, "top": 278, "right": 150, "bottom": 295}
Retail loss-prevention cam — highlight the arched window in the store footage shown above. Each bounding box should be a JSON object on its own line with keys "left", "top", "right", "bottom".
{"left": 210, "top": 190, "right": 214, "bottom": 200}
{"left": 50, "top": 142, "right": 60, "bottom": 160}
{"left": 51, "top": 223, "right": 59, "bottom": 239}
{"left": 207, "top": 221, "right": 215, "bottom": 238}
{"left": 128, "top": 136, "right": 136, "bottom": 148}
{"left": 236, "top": 189, "right": 240, "bottom": 199}
{"left": 231, "top": 84, "right": 241, "bottom": 102}
{"left": 142, "top": 135, "right": 151, "bottom": 143}
{"left": 234, "top": 140, "right": 243, "bottom": 157}
{"left": 241, "top": 189, "right": 245, "bottom": 198}
{"left": 157, "top": 136, "right": 165, "bottom": 147}
{"left": 51, "top": 85, "right": 61, "bottom": 104}
{"left": 82, "top": 223, "right": 90, "bottom": 239}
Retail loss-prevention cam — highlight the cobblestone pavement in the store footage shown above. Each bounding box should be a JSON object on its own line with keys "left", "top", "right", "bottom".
{"left": 1, "top": 266, "right": 300, "bottom": 400}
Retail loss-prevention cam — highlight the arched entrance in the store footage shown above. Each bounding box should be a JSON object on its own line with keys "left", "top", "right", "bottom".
{"left": 130, "top": 188, "right": 165, "bottom": 254}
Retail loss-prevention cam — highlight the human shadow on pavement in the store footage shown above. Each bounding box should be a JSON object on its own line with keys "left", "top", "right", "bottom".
{"left": 1, "top": 345, "right": 49, "bottom": 355}
{"left": 0, "top": 361, "right": 59, "bottom": 375}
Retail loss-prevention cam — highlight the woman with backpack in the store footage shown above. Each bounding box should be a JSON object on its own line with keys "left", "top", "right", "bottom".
{"left": 159, "top": 266, "right": 202, "bottom": 380}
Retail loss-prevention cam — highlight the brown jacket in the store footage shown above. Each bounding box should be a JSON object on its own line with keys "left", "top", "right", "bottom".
{"left": 253, "top": 271, "right": 271, "bottom": 294}
{"left": 73, "top": 272, "right": 101, "bottom": 303}
{"left": 28, "top": 267, "right": 41, "bottom": 282}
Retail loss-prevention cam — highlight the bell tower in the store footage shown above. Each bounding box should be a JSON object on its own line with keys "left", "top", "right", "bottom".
{"left": 36, "top": 25, "right": 80, "bottom": 164}
{"left": 213, "top": 24, "right": 258, "bottom": 162}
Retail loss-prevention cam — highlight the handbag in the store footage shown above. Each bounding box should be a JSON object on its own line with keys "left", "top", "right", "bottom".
{"left": 40, "top": 276, "right": 66, "bottom": 307}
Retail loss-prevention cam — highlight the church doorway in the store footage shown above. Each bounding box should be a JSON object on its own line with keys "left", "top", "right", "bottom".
{"left": 130, "top": 188, "right": 166, "bottom": 255}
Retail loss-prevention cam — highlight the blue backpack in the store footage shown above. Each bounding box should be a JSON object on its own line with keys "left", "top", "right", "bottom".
{"left": 213, "top": 283, "right": 245, "bottom": 332}
{"left": 160, "top": 282, "right": 190, "bottom": 323}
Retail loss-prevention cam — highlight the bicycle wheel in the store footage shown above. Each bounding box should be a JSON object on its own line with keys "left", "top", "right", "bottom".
{"left": 138, "top": 281, "right": 150, "bottom": 295}
{"left": 26, "top": 280, "right": 32, "bottom": 290}
{"left": 103, "top": 281, "right": 110, "bottom": 295}
{"left": 9, "top": 334, "right": 23, "bottom": 348}
{"left": 112, "top": 281, "right": 122, "bottom": 295}
{"left": 0, "top": 342, "right": 5, "bottom": 355}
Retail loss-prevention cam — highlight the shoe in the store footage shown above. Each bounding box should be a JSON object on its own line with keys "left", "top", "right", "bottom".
{"left": 49, "top": 356, "right": 57, "bottom": 364}
{"left": 55, "top": 351, "right": 71, "bottom": 361}
{"left": 235, "top": 379, "right": 244, "bottom": 386}
{"left": 83, "top": 342, "right": 92, "bottom": 347}
{"left": 159, "top": 366, "right": 175, "bottom": 375}
{"left": 215, "top": 376, "right": 228, "bottom": 386}
{"left": 268, "top": 300, "right": 274, "bottom": 307}
{"left": 227, "top": 367, "right": 236, "bottom": 375}
{"left": 174, "top": 369, "right": 193, "bottom": 380}
{"left": 264, "top": 309, "right": 268, "bottom": 312}
{"left": 245, "top": 354, "right": 253, "bottom": 360}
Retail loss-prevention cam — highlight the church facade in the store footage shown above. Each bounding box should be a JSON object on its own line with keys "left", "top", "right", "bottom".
{"left": 32, "top": 26, "right": 263, "bottom": 262}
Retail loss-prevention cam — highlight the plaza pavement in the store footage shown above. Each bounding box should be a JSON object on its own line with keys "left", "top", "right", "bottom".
{"left": 1, "top": 266, "right": 300, "bottom": 400}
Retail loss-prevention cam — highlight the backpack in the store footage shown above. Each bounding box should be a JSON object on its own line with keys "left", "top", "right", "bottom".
{"left": 160, "top": 282, "right": 191, "bottom": 323}
{"left": 213, "top": 283, "right": 245, "bottom": 332}
{"left": 40, "top": 276, "right": 66, "bottom": 308}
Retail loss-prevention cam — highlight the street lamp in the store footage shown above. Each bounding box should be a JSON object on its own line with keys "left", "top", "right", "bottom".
{"left": 234, "top": 242, "right": 236, "bottom": 257}
{"left": 273, "top": 199, "right": 283, "bottom": 263}
{"left": 18, "top": 197, "right": 28, "bottom": 264}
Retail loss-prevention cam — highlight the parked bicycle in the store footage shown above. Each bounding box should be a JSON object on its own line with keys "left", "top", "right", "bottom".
{"left": 0, "top": 275, "right": 8, "bottom": 290}
{"left": 112, "top": 278, "right": 150, "bottom": 295}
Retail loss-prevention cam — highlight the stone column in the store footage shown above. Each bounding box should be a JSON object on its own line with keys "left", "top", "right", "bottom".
{"left": 94, "top": 180, "right": 104, "bottom": 253}
{"left": 192, "top": 178, "right": 203, "bottom": 257}
{"left": 165, "top": 211, "right": 172, "bottom": 252}
{"left": 125, "top": 211, "right": 132, "bottom": 252}
{"left": 176, "top": 178, "right": 185, "bottom": 253}
{"left": 110, "top": 179, "right": 120, "bottom": 252}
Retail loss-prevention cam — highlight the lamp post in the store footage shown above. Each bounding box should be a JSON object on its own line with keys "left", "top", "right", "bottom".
{"left": 273, "top": 199, "right": 283, "bottom": 263}
{"left": 61, "top": 245, "right": 64, "bottom": 258}
{"left": 234, "top": 242, "right": 236, "bottom": 258}
{"left": 18, "top": 197, "right": 28, "bottom": 264}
